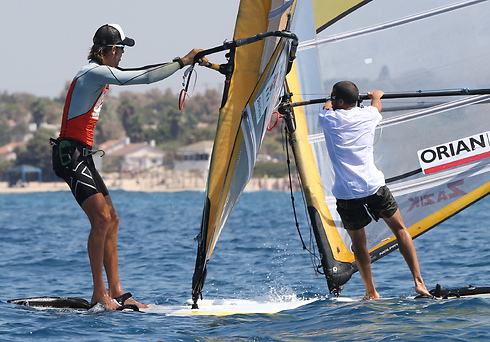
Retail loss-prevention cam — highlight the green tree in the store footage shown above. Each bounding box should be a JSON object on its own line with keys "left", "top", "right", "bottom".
{"left": 94, "top": 99, "right": 124, "bottom": 144}
{"left": 119, "top": 98, "right": 135, "bottom": 134}
{"left": 117, "top": 98, "right": 146, "bottom": 143}
{"left": 15, "top": 128, "right": 57, "bottom": 181}
{"left": 0, "top": 160, "right": 15, "bottom": 182}
{"left": 30, "top": 97, "right": 48, "bottom": 129}
{"left": 0, "top": 87, "right": 294, "bottom": 176}
{"left": 0, "top": 116, "right": 11, "bottom": 146}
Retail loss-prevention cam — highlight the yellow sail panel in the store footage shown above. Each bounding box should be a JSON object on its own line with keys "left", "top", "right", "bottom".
{"left": 313, "top": 0, "right": 372, "bottom": 32}
{"left": 367, "top": 181, "right": 490, "bottom": 258}
{"left": 408, "top": 182, "right": 490, "bottom": 238}
{"left": 206, "top": 130, "right": 244, "bottom": 257}
{"left": 204, "top": 0, "right": 272, "bottom": 253}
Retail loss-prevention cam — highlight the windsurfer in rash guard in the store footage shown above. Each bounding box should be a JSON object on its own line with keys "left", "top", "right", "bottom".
{"left": 318, "top": 81, "right": 432, "bottom": 300}
{"left": 51, "top": 23, "right": 207, "bottom": 310}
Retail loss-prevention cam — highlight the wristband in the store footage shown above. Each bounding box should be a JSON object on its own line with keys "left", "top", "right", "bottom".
{"left": 173, "top": 57, "right": 185, "bottom": 69}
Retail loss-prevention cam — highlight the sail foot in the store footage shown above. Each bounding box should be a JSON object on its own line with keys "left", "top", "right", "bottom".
{"left": 307, "top": 206, "right": 356, "bottom": 296}
{"left": 191, "top": 264, "right": 207, "bottom": 309}
{"left": 191, "top": 197, "right": 212, "bottom": 309}
{"left": 191, "top": 233, "right": 207, "bottom": 309}
{"left": 325, "top": 262, "right": 356, "bottom": 297}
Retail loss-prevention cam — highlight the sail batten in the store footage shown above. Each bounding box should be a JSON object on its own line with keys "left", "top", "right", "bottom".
{"left": 301, "top": 0, "right": 487, "bottom": 51}
{"left": 379, "top": 96, "right": 490, "bottom": 127}
{"left": 269, "top": 0, "right": 294, "bottom": 19}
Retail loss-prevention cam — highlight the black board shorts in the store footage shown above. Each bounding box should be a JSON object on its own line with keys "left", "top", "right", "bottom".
{"left": 336, "top": 185, "right": 398, "bottom": 230}
{"left": 52, "top": 138, "right": 109, "bottom": 206}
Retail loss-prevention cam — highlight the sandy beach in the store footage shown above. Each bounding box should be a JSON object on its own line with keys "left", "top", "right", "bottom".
{"left": 0, "top": 167, "right": 293, "bottom": 194}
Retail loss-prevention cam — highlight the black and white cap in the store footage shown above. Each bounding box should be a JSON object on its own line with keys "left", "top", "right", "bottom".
{"left": 93, "top": 24, "right": 135, "bottom": 47}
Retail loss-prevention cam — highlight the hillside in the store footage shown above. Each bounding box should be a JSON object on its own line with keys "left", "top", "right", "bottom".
{"left": 0, "top": 88, "right": 288, "bottom": 181}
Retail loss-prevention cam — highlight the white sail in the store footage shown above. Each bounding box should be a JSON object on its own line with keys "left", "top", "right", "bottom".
{"left": 286, "top": 0, "right": 490, "bottom": 294}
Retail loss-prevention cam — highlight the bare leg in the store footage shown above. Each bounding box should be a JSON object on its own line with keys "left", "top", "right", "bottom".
{"left": 383, "top": 209, "right": 431, "bottom": 297}
{"left": 102, "top": 195, "right": 123, "bottom": 297}
{"left": 82, "top": 194, "right": 119, "bottom": 310}
{"left": 347, "top": 228, "right": 380, "bottom": 300}
{"left": 103, "top": 195, "right": 147, "bottom": 308}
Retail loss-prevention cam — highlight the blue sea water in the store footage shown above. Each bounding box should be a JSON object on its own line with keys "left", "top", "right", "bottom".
{"left": 0, "top": 189, "right": 489, "bottom": 341}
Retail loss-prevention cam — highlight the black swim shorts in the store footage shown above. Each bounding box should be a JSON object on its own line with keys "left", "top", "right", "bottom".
{"left": 51, "top": 138, "right": 108, "bottom": 206}
{"left": 336, "top": 185, "right": 398, "bottom": 230}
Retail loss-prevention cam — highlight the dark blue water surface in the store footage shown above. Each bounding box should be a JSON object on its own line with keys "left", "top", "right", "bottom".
{"left": 0, "top": 190, "right": 489, "bottom": 341}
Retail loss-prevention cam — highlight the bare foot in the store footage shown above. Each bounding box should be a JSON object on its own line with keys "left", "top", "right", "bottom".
{"left": 415, "top": 283, "right": 431, "bottom": 297}
{"left": 92, "top": 294, "right": 120, "bottom": 310}
{"left": 124, "top": 297, "right": 149, "bottom": 309}
{"left": 111, "top": 292, "right": 149, "bottom": 309}
{"left": 362, "top": 291, "right": 380, "bottom": 300}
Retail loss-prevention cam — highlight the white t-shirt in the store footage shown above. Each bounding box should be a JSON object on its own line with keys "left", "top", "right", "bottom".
{"left": 318, "top": 106, "right": 385, "bottom": 200}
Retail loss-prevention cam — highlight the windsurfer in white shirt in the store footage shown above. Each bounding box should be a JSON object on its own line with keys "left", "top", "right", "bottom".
{"left": 318, "top": 81, "right": 431, "bottom": 300}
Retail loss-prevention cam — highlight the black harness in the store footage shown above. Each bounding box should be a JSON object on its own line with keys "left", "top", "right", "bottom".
{"left": 50, "top": 137, "right": 104, "bottom": 166}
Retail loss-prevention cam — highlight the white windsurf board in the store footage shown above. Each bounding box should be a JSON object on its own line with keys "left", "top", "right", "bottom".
{"left": 141, "top": 298, "right": 318, "bottom": 316}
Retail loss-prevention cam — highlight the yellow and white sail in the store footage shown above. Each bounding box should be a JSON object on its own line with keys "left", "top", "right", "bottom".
{"left": 286, "top": 0, "right": 490, "bottom": 295}
{"left": 192, "top": 0, "right": 298, "bottom": 307}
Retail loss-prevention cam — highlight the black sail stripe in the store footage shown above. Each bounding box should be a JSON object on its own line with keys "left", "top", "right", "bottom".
{"left": 385, "top": 169, "right": 422, "bottom": 184}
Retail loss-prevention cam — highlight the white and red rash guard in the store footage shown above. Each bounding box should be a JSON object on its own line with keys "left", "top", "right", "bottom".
{"left": 59, "top": 60, "right": 181, "bottom": 146}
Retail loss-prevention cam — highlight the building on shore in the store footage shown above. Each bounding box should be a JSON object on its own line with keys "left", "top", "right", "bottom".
{"left": 174, "top": 140, "right": 213, "bottom": 171}
{"left": 0, "top": 142, "right": 26, "bottom": 162}
{"left": 95, "top": 137, "right": 165, "bottom": 173}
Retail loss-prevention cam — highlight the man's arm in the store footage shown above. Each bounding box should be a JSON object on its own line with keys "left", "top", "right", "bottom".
{"left": 323, "top": 99, "right": 333, "bottom": 110}
{"left": 368, "top": 90, "right": 384, "bottom": 112}
{"left": 181, "top": 48, "right": 207, "bottom": 66}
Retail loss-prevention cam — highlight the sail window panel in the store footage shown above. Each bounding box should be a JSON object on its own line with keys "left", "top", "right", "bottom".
{"left": 351, "top": 163, "right": 490, "bottom": 252}
{"left": 315, "top": 0, "right": 483, "bottom": 37}
{"left": 376, "top": 104, "right": 490, "bottom": 180}
{"left": 316, "top": 1, "right": 490, "bottom": 106}
{"left": 363, "top": 221, "right": 393, "bottom": 252}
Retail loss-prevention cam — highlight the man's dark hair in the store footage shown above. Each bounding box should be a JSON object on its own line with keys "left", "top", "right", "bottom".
{"left": 88, "top": 45, "right": 112, "bottom": 64}
{"left": 332, "top": 81, "right": 359, "bottom": 107}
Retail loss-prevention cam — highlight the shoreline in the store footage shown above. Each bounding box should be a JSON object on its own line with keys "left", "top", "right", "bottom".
{"left": 0, "top": 170, "right": 295, "bottom": 194}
